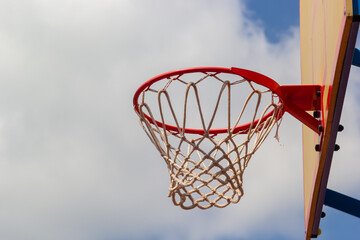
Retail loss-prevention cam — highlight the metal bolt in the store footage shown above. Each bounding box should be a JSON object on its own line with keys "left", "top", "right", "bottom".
{"left": 313, "top": 111, "right": 321, "bottom": 118}
{"left": 321, "top": 212, "right": 326, "bottom": 218}
{"left": 335, "top": 144, "right": 340, "bottom": 151}
{"left": 316, "top": 90, "right": 321, "bottom": 98}
{"left": 315, "top": 144, "right": 320, "bottom": 152}
{"left": 318, "top": 125, "right": 323, "bottom": 132}
{"left": 338, "top": 125, "right": 344, "bottom": 132}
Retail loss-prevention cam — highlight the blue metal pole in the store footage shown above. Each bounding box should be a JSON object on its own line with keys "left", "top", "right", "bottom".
{"left": 324, "top": 189, "right": 360, "bottom": 218}
{"left": 352, "top": 48, "right": 360, "bottom": 67}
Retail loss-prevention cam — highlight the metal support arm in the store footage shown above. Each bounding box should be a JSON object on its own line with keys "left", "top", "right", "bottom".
{"left": 325, "top": 189, "right": 360, "bottom": 218}
{"left": 280, "top": 85, "right": 322, "bottom": 134}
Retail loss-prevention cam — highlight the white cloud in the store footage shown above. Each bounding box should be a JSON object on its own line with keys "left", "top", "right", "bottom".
{"left": 0, "top": 0, "right": 358, "bottom": 239}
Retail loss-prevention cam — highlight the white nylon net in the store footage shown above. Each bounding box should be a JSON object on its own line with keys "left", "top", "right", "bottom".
{"left": 136, "top": 70, "right": 283, "bottom": 209}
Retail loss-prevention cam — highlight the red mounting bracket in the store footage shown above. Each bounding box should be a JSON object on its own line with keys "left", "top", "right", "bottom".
{"left": 280, "top": 85, "right": 322, "bottom": 134}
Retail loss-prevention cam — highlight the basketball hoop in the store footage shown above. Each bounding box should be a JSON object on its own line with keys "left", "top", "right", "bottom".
{"left": 133, "top": 67, "right": 321, "bottom": 209}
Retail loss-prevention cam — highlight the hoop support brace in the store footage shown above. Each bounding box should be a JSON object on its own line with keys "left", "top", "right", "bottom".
{"left": 280, "top": 85, "right": 322, "bottom": 134}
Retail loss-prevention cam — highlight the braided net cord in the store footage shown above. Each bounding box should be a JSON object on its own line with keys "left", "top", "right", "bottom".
{"left": 136, "top": 71, "right": 283, "bottom": 209}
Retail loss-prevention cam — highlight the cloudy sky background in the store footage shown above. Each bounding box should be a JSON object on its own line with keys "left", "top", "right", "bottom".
{"left": 0, "top": 0, "right": 360, "bottom": 239}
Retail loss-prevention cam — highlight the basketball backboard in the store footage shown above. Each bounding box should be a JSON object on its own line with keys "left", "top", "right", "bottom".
{"left": 300, "top": 0, "right": 359, "bottom": 238}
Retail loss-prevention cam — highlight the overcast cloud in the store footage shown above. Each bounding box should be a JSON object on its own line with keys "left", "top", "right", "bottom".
{"left": 0, "top": 1, "right": 359, "bottom": 239}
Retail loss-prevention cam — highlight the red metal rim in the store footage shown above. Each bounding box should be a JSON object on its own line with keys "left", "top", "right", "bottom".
{"left": 133, "top": 67, "right": 285, "bottom": 135}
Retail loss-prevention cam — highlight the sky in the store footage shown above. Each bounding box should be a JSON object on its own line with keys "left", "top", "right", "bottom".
{"left": 0, "top": 0, "right": 359, "bottom": 239}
